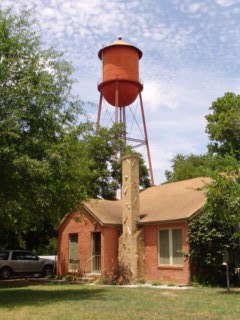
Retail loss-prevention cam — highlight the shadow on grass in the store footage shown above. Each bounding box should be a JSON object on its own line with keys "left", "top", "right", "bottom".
{"left": 0, "top": 279, "right": 44, "bottom": 289}
{"left": 0, "top": 283, "right": 107, "bottom": 308}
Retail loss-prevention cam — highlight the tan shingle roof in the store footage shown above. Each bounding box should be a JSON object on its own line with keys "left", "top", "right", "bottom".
{"left": 139, "top": 177, "right": 211, "bottom": 224}
{"left": 83, "top": 177, "right": 211, "bottom": 225}
{"left": 84, "top": 199, "right": 122, "bottom": 225}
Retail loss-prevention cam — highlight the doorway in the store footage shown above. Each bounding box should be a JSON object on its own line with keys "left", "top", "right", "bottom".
{"left": 91, "top": 232, "right": 101, "bottom": 273}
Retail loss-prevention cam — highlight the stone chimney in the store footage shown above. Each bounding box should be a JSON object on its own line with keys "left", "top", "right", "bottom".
{"left": 118, "top": 154, "right": 145, "bottom": 280}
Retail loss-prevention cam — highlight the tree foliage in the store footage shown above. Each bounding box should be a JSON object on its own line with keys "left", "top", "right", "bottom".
{"left": 82, "top": 126, "right": 151, "bottom": 200}
{"left": 165, "top": 153, "right": 238, "bottom": 183}
{"left": 206, "top": 92, "right": 240, "bottom": 159}
{"left": 165, "top": 154, "right": 208, "bottom": 182}
{"left": 0, "top": 9, "right": 150, "bottom": 251}
{"left": 0, "top": 8, "right": 91, "bottom": 250}
{"left": 188, "top": 172, "right": 240, "bottom": 285}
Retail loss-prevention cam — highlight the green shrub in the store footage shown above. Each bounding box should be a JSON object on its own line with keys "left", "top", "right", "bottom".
{"left": 136, "top": 278, "right": 146, "bottom": 284}
{"left": 151, "top": 280, "right": 162, "bottom": 286}
{"left": 63, "top": 275, "right": 73, "bottom": 281}
{"left": 168, "top": 283, "right": 175, "bottom": 287}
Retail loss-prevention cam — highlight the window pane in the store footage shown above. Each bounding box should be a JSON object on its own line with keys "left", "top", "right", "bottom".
{"left": 25, "top": 253, "right": 37, "bottom": 261}
{"left": 159, "top": 230, "right": 170, "bottom": 264}
{"left": 172, "top": 229, "right": 183, "bottom": 265}
{"left": 12, "top": 252, "right": 30, "bottom": 260}
{"left": 0, "top": 251, "right": 9, "bottom": 260}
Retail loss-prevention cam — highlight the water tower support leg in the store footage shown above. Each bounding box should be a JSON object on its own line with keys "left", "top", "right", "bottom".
{"left": 114, "top": 81, "right": 120, "bottom": 198}
{"left": 96, "top": 93, "right": 103, "bottom": 132}
{"left": 139, "top": 92, "right": 155, "bottom": 186}
{"left": 123, "top": 107, "right": 126, "bottom": 148}
{"left": 120, "top": 106, "right": 122, "bottom": 123}
{"left": 115, "top": 81, "right": 119, "bottom": 124}
{"left": 123, "top": 107, "right": 127, "bottom": 147}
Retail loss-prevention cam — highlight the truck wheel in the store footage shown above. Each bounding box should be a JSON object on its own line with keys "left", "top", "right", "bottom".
{"left": 0, "top": 267, "right": 13, "bottom": 280}
{"left": 42, "top": 265, "right": 53, "bottom": 277}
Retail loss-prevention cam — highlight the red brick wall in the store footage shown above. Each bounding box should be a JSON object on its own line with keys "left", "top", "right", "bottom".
{"left": 57, "top": 208, "right": 119, "bottom": 276}
{"left": 144, "top": 222, "right": 190, "bottom": 285}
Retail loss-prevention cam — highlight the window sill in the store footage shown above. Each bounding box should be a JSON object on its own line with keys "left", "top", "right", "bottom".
{"left": 158, "top": 265, "right": 183, "bottom": 270}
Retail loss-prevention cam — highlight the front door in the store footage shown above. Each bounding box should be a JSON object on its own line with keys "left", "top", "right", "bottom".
{"left": 92, "top": 232, "right": 101, "bottom": 273}
{"left": 69, "top": 233, "right": 78, "bottom": 271}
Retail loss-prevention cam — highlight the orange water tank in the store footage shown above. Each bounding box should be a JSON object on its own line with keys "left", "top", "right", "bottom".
{"left": 98, "top": 38, "right": 143, "bottom": 107}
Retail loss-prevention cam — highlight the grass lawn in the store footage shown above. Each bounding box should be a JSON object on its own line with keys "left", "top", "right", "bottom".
{"left": 0, "top": 281, "right": 239, "bottom": 320}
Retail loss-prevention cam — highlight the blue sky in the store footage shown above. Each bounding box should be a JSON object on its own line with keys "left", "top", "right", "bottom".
{"left": 2, "top": 0, "right": 240, "bottom": 184}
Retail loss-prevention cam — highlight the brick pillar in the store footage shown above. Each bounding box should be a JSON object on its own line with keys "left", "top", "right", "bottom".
{"left": 119, "top": 154, "right": 145, "bottom": 280}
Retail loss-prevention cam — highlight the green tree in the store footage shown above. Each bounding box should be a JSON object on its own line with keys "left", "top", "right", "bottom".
{"left": 0, "top": 8, "right": 94, "bottom": 250}
{"left": 0, "top": 9, "right": 150, "bottom": 251}
{"left": 206, "top": 92, "right": 240, "bottom": 159}
{"left": 165, "top": 153, "right": 238, "bottom": 183}
{"left": 188, "top": 172, "right": 240, "bottom": 285}
{"left": 83, "top": 126, "right": 151, "bottom": 200}
{"left": 165, "top": 153, "right": 208, "bottom": 182}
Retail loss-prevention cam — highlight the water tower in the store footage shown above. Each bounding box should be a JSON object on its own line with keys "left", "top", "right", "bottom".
{"left": 97, "top": 38, "right": 154, "bottom": 185}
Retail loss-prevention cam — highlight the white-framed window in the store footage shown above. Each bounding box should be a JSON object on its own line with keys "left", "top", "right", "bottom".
{"left": 158, "top": 229, "right": 183, "bottom": 265}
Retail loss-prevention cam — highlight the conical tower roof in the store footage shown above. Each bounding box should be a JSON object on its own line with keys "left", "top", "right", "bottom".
{"left": 98, "top": 37, "right": 142, "bottom": 59}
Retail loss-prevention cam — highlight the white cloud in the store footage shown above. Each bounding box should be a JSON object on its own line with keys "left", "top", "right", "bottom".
{"left": 150, "top": 146, "right": 174, "bottom": 183}
{"left": 41, "top": 8, "right": 55, "bottom": 19}
{"left": 148, "top": 117, "right": 206, "bottom": 134}
{"left": 215, "top": 0, "right": 236, "bottom": 6}
{"left": 188, "top": 2, "right": 207, "bottom": 13}
{"left": 188, "top": 3, "right": 201, "bottom": 12}
{"left": 142, "top": 81, "right": 178, "bottom": 111}
{"left": 173, "top": 0, "right": 212, "bottom": 16}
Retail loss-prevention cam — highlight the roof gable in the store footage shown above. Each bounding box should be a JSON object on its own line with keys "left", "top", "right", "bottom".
{"left": 57, "top": 177, "right": 211, "bottom": 229}
{"left": 83, "top": 177, "right": 211, "bottom": 225}
{"left": 83, "top": 199, "right": 122, "bottom": 226}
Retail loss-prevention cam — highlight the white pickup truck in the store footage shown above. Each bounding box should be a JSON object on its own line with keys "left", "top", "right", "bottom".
{"left": 0, "top": 250, "right": 55, "bottom": 279}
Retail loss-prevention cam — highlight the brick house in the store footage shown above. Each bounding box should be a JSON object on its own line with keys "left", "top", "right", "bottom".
{"left": 57, "top": 155, "right": 210, "bottom": 285}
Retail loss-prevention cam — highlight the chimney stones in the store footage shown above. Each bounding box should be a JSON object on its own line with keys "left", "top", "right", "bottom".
{"left": 118, "top": 154, "right": 145, "bottom": 280}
